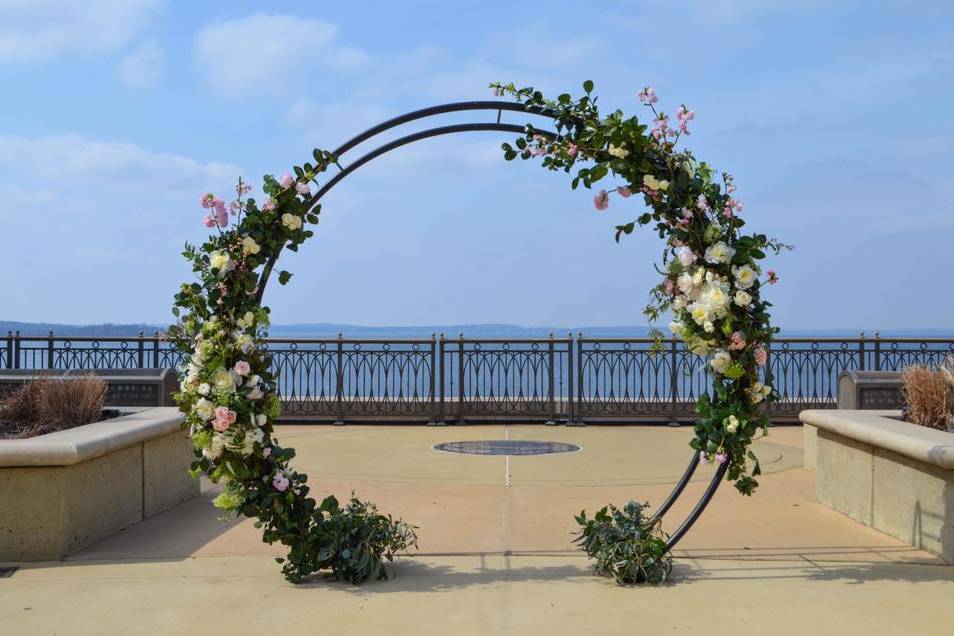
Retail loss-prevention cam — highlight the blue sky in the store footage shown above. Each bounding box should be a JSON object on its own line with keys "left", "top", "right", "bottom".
{"left": 0, "top": 1, "right": 952, "bottom": 331}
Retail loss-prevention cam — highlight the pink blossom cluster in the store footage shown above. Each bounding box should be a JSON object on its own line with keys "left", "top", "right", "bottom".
{"left": 675, "top": 105, "right": 695, "bottom": 135}
{"left": 723, "top": 197, "right": 744, "bottom": 218}
{"left": 651, "top": 114, "right": 671, "bottom": 141}
{"left": 638, "top": 86, "right": 657, "bottom": 104}
{"left": 272, "top": 472, "right": 290, "bottom": 492}
{"left": 201, "top": 193, "right": 228, "bottom": 228}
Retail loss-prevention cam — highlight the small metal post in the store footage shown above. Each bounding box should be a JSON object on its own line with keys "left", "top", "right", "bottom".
{"left": 438, "top": 334, "right": 446, "bottom": 424}
{"left": 858, "top": 331, "right": 866, "bottom": 371}
{"left": 874, "top": 331, "right": 881, "bottom": 371}
{"left": 47, "top": 331, "right": 54, "bottom": 369}
{"left": 669, "top": 338, "right": 680, "bottom": 426}
{"left": 546, "top": 333, "right": 556, "bottom": 425}
{"left": 573, "top": 332, "right": 585, "bottom": 426}
{"left": 427, "top": 334, "right": 440, "bottom": 425}
{"left": 5, "top": 331, "right": 12, "bottom": 370}
{"left": 13, "top": 331, "right": 20, "bottom": 370}
{"left": 152, "top": 332, "right": 160, "bottom": 367}
{"left": 457, "top": 333, "right": 465, "bottom": 425}
{"left": 566, "top": 332, "right": 574, "bottom": 425}
{"left": 334, "top": 333, "right": 345, "bottom": 426}
{"left": 137, "top": 331, "right": 145, "bottom": 368}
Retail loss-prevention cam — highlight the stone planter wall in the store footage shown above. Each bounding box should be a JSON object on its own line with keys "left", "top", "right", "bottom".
{"left": 800, "top": 409, "right": 954, "bottom": 563}
{"left": 0, "top": 407, "right": 197, "bottom": 562}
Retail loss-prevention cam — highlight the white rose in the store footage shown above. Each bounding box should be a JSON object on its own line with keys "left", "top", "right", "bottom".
{"left": 704, "top": 242, "right": 735, "bottom": 265}
{"left": 732, "top": 265, "right": 758, "bottom": 290}
{"left": 690, "top": 302, "right": 709, "bottom": 325}
{"left": 203, "top": 433, "right": 226, "bottom": 460}
{"left": 195, "top": 398, "right": 214, "bottom": 420}
{"left": 240, "top": 236, "right": 260, "bottom": 255}
{"left": 677, "top": 273, "right": 695, "bottom": 295}
{"left": 725, "top": 415, "right": 739, "bottom": 434}
{"left": 692, "top": 268, "right": 704, "bottom": 286}
{"left": 703, "top": 320, "right": 714, "bottom": 333}
{"left": 236, "top": 311, "right": 255, "bottom": 329}
{"left": 643, "top": 175, "right": 669, "bottom": 191}
{"left": 184, "top": 362, "right": 201, "bottom": 384}
{"left": 282, "top": 213, "right": 303, "bottom": 230}
{"left": 235, "top": 334, "right": 254, "bottom": 353}
{"left": 211, "top": 367, "right": 236, "bottom": 393}
{"left": 672, "top": 295, "right": 687, "bottom": 311}
{"left": 607, "top": 144, "right": 630, "bottom": 158}
{"left": 197, "top": 383, "right": 211, "bottom": 396}
{"left": 209, "top": 251, "right": 233, "bottom": 273}
{"left": 709, "top": 350, "right": 732, "bottom": 374}
{"left": 674, "top": 246, "right": 697, "bottom": 268}
{"left": 668, "top": 321, "right": 685, "bottom": 338}
{"left": 734, "top": 290, "right": 752, "bottom": 307}
{"left": 255, "top": 413, "right": 267, "bottom": 427}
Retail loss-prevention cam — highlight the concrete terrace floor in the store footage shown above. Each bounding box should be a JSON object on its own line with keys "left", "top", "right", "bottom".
{"left": 3, "top": 424, "right": 953, "bottom": 635}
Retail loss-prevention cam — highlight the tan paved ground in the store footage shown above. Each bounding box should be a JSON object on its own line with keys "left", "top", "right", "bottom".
{"left": 2, "top": 424, "right": 952, "bottom": 635}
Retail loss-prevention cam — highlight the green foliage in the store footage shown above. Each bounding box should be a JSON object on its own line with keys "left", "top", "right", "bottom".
{"left": 574, "top": 501, "right": 672, "bottom": 585}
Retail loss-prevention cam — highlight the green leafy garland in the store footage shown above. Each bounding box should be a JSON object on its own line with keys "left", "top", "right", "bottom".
{"left": 492, "top": 80, "right": 788, "bottom": 494}
{"left": 170, "top": 80, "right": 786, "bottom": 584}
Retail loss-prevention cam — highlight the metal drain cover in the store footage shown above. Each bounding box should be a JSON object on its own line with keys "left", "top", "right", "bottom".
{"left": 433, "top": 440, "right": 581, "bottom": 456}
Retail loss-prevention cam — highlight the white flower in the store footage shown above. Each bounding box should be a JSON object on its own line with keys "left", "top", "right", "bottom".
{"left": 643, "top": 175, "right": 669, "bottom": 191}
{"left": 704, "top": 242, "right": 735, "bottom": 265}
{"left": 282, "top": 213, "right": 303, "bottom": 230}
{"left": 236, "top": 311, "right": 255, "bottom": 329}
{"left": 247, "top": 386, "right": 264, "bottom": 400}
{"left": 254, "top": 413, "right": 267, "bottom": 427}
{"left": 689, "top": 302, "right": 710, "bottom": 325}
{"left": 184, "top": 362, "right": 201, "bottom": 385}
{"left": 235, "top": 334, "right": 254, "bottom": 353}
{"left": 709, "top": 350, "right": 732, "bottom": 374}
{"left": 241, "top": 429, "right": 265, "bottom": 456}
{"left": 703, "top": 320, "right": 714, "bottom": 333}
{"left": 608, "top": 144, "right": 630, "bottom": 158}
{"left": 725, "top": 415, "right": 739, "bottom": 434}
{"left": 734, "top": 290, "right": 752, "bottom": 307}
{"left": 209, "top": 250, "right": 233, "bottom": 274}
{"left": 668, "top": 321, "right": 685, "bottom": 338}
{"left": 674, "top": 246, "right": 697, "bottom": 268}
{"left": 247, "top": 374, "right": 261, "bottom": 387}
{"left": 672, "top": 295, "right": 687, "bottom": 311}
{"left": 699, "top": 284, "right": 730, "bottom": 318}
{"left": 203, "top": 433, "right": 226, "bottom": 460}
{"left": 692, "top": 268, "right": 704, "bottom": 287}
{"left": 211, "top": 367, "right": 236, "bottom": 393}
{"left": 230, "top": 369, "right": 244, "bottom": 388}
{"left": 194, "top": 398, "right": 214, "bottom": 421}
{"left": 240, "top": 236, "right": 261, "bottom": 255}
{"left": 197, "top": 383, "right": 211, "bottom": 396}
{"left": 732, "top": 264, "right": 758, "bottom": 290}
{"left": 677, "top": 272, "right": 695, "bottom": 295}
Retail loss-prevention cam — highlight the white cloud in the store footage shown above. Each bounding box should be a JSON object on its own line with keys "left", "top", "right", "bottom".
{"left": 116, "top": 39, "right": 166, "bottom": 89}
{"left": 0, "top": 134, "right": 239, "bottom": 197}
{"left": 0, "top": 0, "right": 161, "bottom": 63}
{"left": 193, "top": 13, "right": 370, "bottom": 94}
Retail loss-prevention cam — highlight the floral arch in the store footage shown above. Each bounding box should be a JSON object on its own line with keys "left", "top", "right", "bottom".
{"left": 170, "top": 81, "right": 786, "bottom": 584}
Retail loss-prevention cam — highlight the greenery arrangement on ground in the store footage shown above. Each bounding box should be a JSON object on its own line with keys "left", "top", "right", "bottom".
{"left": 575, "top": 501, "right": 673, "bottom": 585}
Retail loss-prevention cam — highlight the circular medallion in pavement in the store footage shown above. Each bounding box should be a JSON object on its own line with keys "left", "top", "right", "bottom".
{"left": 432, "top": 440, "right": 581, "bottom": 456}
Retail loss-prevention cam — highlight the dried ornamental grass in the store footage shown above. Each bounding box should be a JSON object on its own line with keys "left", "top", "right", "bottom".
{"left": 901, "top": 359, "right": 954, "bottom": 431}
{"left": 0, "top": 374, "right": 107, "bottom": 438}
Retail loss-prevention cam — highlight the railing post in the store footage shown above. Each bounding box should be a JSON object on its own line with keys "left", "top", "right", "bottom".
{"left": 874, "top": 331, "right": 881, "bottom": 371}
{"left": 137, "top": 331, "right": 145, "bottom": 368}
{"left": 428, "top": 334, "right": 438, "bottom": 425}
{"left": 5, "top": 331, "right": 12, "bottom": 369}
{"left": 13, "top": 331, "right": 20, "bottom": 369}
{"left": 546, "top": 333, "right": 556, "bottom": 425}
{"left": 575, "top": 332, "right": 584, "bottom": 426}
{"left": 152, "top": 332, "right": 160, "bottom": 367}
{"left": 858, "top": 331, "right": 866, "bottom": 371}
{"left": 566, "top": 332, "right": 574, "bottom": 425}
{"left": 669, "top": 338, "right": 679, "bottom": 426}
{"left": 334, "top": 333, "right": 345, "bottom": 426}
{"left": 438, "top": 334, "right": 446, "bottom": 424}
{"left": 47, "top": 331, "right": 54, "bottom": 369}
{"left": 457, "top": 334, "right": 465, "bottom": 424}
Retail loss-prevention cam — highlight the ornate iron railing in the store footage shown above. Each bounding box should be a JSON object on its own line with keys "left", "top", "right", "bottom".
{"left": 3, "top": 331, "right": 951, "bottom": 423}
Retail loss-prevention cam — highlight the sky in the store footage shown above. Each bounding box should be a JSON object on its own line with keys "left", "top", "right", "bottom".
{"left": 0, "top": 0, "right": 952, "bottom": 332}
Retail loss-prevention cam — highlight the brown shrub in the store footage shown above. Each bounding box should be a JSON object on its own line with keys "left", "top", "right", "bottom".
{"left": 902, "top": 359, "right": 954, "bottom": 430}
{"left": 0, "top": 374, "right": 107, "bottom": 438}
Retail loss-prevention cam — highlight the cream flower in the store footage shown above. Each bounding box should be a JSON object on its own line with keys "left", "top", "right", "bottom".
{"left": 725, "top": 415, "right": 739, "bottom": 434}
{"left": 704, "top": 242, "right": 735, "bottom": 265}
{"left": 732, "top": 264, "right": 758, "bottom": 290}
{"left": 203, "top": 433, "right": 226, "bottom": 460}
{"left": 734, "top": 290, "right": 752, "bottom": 307}
{"left": 282, "top": 213, "right": 303, "bottom": 230}
{"left": 209, "top": 251, "right": 232, "bottom": 273}
{"left": 236, "top": 311, "right": 255, "bottom": 329}
{"left": 674, "top": 246, "right": 697, "bottom": 268}
{"left": 197, "top": 383, "right": 211, "bottom": 396}
{"left": 677, "top": 272, "right": 695, "bottom": 295}
{"left": 668, "top": 321, "right": 685, "bottom": 338}
{"left": 195, "top": 398, "right": 214, "bottom": 421}
{"left": 709, "top": 350, "right": 732, "bottom": 374}
{"left": 211, "top": 367, "right": 236, "bottom": 393}
{"left": 643, "top": 175, "right": 669, "bottom": 191}
{"left": 240, "top": 236, "right": 261, "bottom": 255}
{"left": 254, "top": 413, "right": 267, "bottom": 427}
{"left": 608, "top": 144, "right": 630, "bottom": 158}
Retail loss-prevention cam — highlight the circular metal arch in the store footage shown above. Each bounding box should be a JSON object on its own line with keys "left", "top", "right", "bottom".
{"left": 256, "top": 100, "right": 726, "bottom": 550}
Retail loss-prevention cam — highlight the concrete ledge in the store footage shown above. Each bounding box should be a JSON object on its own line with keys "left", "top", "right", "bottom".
{"left": 0, "top": 408, "right": 198, "bottom": 561}
{"left": 800, "top": 409, "right": 954, "bottom": 563}
{"left": 800, "top": 409, "right": 954, "bottom": 470}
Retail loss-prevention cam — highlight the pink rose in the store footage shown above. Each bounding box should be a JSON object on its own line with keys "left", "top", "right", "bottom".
{"left": 280, "top": 172, "right": 294, "bottom": 189}
{"left": 262, "top": 197, "right": 275, "bottom": 211}
{"left": 272, "top": 473, "right": 289, "bottom": 492}
{"left": 593, "top": 190, "right": 609, "bottom": 211}
{"left": 567, "top": 144, "right": 578, "bottom": 158}
{"left": 715, "top": 452, "right": 728, "bottom": 464}
{"left": 212, "top": 406, "right": 236, "bottom": 432}
{"left": 296, "top": 181, "right": 310, "bottom": 195}
{"left": 754, "top": 346, "right": 767, "bottom": 366}
{"left": 729, "top": 332, "right": 746, "bottom": 351}
{"left": 233, "top": 361, "right": 250, "bottom": 376}
{"left": 617, "top": 186, "right": 632, "bottom": 198}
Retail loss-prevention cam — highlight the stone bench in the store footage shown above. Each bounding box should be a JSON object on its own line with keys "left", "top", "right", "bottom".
{"left": 0, "top": 407, "right": 197, "bottom": 561}
{"left": 800, "top": 409, "right": 954, "bottom": 562}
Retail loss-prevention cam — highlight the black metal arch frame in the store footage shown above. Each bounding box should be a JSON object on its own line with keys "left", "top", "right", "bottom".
{"left": 256, "top": 100, "right": 728, "bottom": 551}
